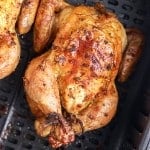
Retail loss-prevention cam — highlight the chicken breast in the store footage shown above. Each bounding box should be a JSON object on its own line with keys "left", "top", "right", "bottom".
{"left": 24, "top": 4, "right": 127, "bottom": 148}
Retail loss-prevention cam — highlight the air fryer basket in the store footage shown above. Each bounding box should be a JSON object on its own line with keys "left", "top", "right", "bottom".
{"left": 0, "top": 0, "right": 150, "bottom": 150}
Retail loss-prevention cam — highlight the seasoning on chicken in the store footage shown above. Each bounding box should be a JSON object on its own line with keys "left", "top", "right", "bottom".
{"left": 0, "top": 0, "right": 23, "bottom": 79}
{"left": 24, "top": 3, "right": 127, "bottom": 148}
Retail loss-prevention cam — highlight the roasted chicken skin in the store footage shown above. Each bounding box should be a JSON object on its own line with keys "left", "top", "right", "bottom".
{"left": 24, "top": 4, "right": 128, "bottom": 148}
{"left": 0, "top": 0, "right": 23, "bottom": 79}
{"left": 33, "top": 0, "right": 70, "bottom": 52}
{"left": 17, "top": 0, "right": 40, "bottom": 34}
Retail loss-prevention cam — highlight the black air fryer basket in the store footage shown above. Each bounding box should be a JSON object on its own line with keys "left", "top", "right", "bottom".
{"left": 0, "top": 0, "right": 150, "bottom": 150}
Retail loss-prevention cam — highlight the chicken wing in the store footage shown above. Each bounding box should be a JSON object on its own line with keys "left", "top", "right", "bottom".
{"left": 17, "top": 0, "right": 40, "bottom": 34}
{"left": 118, "top": 28, "right": 144, "bottom": 82}
{"left": 33, "top": 0, "right": 70, "bottom": 52}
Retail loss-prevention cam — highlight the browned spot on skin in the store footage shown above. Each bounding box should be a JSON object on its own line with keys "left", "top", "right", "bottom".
{"left": 42, "top": 82, "right": 46, "bottom": 87}
{"left": 102, "top": 103, "right": 105, "bottom": 107}
{"left": 84, "top": 52, "right": 91, "bottom": 59}
{"left": 73, "top": 77, "right": 81, "bottom": 84}
{"left": 68, "top": 59, "right": 76, "bottom": 64}
{"left": 95, "top": 88, "right": 107, "bottom": 99}
{"left": 93, "top": 106, "right": 100, "bottom": 115}
{"left": 38, "top": 64, "right": 45, "bottom": 71}
{"left": 83, "top": 30, "right": 93, "bottom": 41}
{"left": 63, "top": 112, "right": 84, "bottom": 133}
{"left": 104, "top": 40, "right": 108, "bottom": 44}
{"left": 0, "top": 32, "right": 16, "bottom": 48}
{"left": 68, "top": 44, "right": 77, "bottom": 52}
{"left": 106, "top": 64, "right": 111, "bottom": 70}
{"left": 82, "top": 63, "right": 89, "bottom": 67}
{"left": 77, "top": 104, "right": 82, "bottom": 108}
{"left": 101, "top": 87, "right": 108, "bottom": 95}
{"left": 73, "top": 77, "right": 80, "bottom": 81}
{"left": 80, "top": 83, "right": 86, "bottom": 89}
{"left": 88, "top": 114, "right": 95, "bottom": 120}
{"left": 104, "top": 113, "right": 108, "bottom": 117}
{"left": 68, "top": 89, "right": 75, "bottom": 99}
{"left": 23, "top": 0, "right": 31, "bottom": 8}
{"left": 55, "top": 55, "right": 66, "bottom": 65}
{"left": 46, "top": 112, "right": 61, "bottom": 125}
{"left": 38, "top": 60, "right": 47, "bottom": 71}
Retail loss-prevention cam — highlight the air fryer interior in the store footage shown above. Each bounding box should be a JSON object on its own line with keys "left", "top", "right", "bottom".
{"left": 0, "top": 0, "right": 150, "bottom": 150}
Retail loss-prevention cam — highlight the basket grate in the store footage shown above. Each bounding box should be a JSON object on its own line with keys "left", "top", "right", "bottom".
{"left": 0, "top": 0, "right": 149, "bottom": 150}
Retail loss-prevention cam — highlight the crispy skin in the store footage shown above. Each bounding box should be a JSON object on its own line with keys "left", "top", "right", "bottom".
{"left": 17, "top": 0, "right": 40, "bottom": 34}
{"left": 24, "top": 52, "right": 75, "bottom": 147}
{"left": 0, "top": 0, "right": 23, "bottom": 79}
{"left": 24, "top": 52, "right": 62, "bottom": 115}
{"left": 33, "top": 0, "right": 70, "bottom": 52}
{"left": 118, "top": 28, "right": 144, "bottom": 82}
{"left": 24, "top": 4, "right": 127, "bottom": 148}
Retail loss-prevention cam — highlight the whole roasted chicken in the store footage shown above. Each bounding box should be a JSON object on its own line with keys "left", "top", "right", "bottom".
{"left": 23, "top": 0, "right": 144, "bottom": 149}
{"left": 0, "top": 0, "right": 23, "bottom": 79}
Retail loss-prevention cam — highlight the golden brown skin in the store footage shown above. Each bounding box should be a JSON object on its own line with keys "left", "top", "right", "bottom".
{"left": 118, "top": 28, "right": 144, "bottom": 82}
{"left": 17, "top": 0, "right": 40, "bottom": 34}
{"left": 33, "top": 0, "right": 70, "bottom": 52}
{"left": 24, "top": 4, "right": 127, "bottom": 148}
{"left": 0, "top": 0, "right": 23, "bottom": 79}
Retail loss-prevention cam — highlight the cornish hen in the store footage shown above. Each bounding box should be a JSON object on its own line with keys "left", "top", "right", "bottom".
{"left": 0, "top": 0, "right": 23, "bottom": 79}
{"left": 24, "top": 2, "right": 146, "bottom": 148}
